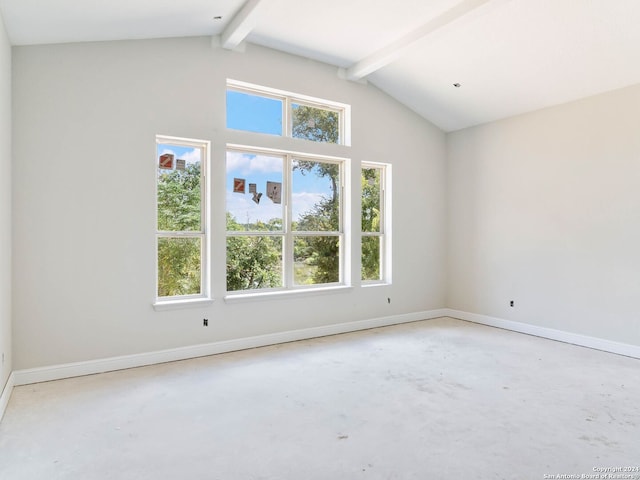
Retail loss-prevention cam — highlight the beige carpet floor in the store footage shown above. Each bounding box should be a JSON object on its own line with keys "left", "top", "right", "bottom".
{"left": 1, "top": 317, "right": 638, "bottom": 479}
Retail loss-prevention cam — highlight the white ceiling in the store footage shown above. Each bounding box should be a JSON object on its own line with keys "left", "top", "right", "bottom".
{"left": 2, "top": 0, "right": 640, "bottom": 131}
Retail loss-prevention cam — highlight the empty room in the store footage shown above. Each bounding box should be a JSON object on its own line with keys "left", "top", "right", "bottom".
{"left": 1, "top": 0, "right": 639, "bottom": 478}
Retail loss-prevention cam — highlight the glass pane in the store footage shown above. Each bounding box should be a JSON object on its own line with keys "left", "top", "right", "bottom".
{"left": 226, "top": 90, "right": 283, "bottom": 135}
{"left": 227, "top": 236, "right": 283, "bottom": 291}
{"left": 362, "top": 167, "right": 381, "bottom": 233}
{"left": 226, "top": 151, "right": 284, "bottom": 231}
{"left": 291, "top": 103, "right": 340, "bottom": 144}
{"left": 292, "top": 159, "right": 340, "bottom": 231}
{"left": 294, "top": 236, "right": 340, "bottom": 285}
{"left": 361, "top": 236, "right": 381, "bottom": 282}
{"left": 157, "top": 237, "right": 201, "bottom": 297}
{"left": 157, "top": 144, "right": 202, "bottom": 232}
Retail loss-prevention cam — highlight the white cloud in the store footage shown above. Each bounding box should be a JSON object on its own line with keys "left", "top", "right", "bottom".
{"left": 226, "top": 191, "right": 283, "bottom": 224}
{"left": 226, "top": 151, "right": 282, "bottom": 175}
{"left": 225, "top": 190, "right": 326, "bottom": 224}
{"left": 178, "top": 148, "right": 201, "bottom": 165}
{"left": 292, "top": 192, "right": 325, "bottom": 221}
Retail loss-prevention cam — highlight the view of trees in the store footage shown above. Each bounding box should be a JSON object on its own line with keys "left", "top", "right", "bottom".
{"left": 291, "top": 104, "right": 340, "bottom": 144}
{"left": 157, "top": 106, "right": 382, "bottom": 296}
{"left": 226, "top": 214, "right": 283, "bottom": 291}
{"left": 157, "top": 162, "right": 202, "bottom": 297}
{"left": 361, "top": 167, "right": 382, "bottom": 281}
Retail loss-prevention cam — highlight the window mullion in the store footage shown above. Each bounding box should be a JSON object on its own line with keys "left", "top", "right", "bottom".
{"left": 284, "top": 154, "right": 294, "bottom": 288}
{"left": 283, "top": 97, "right": 291, "bottom": 138}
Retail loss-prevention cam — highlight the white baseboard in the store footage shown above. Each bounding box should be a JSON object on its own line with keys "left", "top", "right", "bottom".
{"left": 445, "top": 309, "right": 640, "bottom": 359}
{"left": 1, "top": 372, "right": 15, "bottom": 423}
{"left": 12, "top": 309, "right": 449, "bottom": 387}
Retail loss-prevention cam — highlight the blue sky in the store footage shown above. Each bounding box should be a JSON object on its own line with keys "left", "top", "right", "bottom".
{"left": 226, "top": 90, "right": 282, "bottom": 136}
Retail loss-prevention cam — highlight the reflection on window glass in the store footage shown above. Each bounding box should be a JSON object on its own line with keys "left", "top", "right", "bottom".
{"left": 226, "top": 90, "right": 283, "bottom": 135}
{"left": 292, "top": 159, "right": 340, "bottom": 231}
{"left": 291, "top": 103, "right": 339, "bottom": 143}
{"left": 225, "top": 151, "right": 284, "bottom": 230}
{"left": 294, "top": 236, "right": 340, "bottom": 285}
{"left": 157, "top": 237, "right": 202, "bottom": 296}
{"left": 226, "top": 236, "right": 283, "bottom": 291}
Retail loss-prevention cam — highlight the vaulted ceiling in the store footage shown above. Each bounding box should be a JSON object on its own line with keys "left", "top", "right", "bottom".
{"left": 2, "top": 0, "right": 640, "bottom": 131}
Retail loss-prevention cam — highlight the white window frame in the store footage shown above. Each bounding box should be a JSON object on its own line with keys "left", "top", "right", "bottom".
{"left": 225, "top": 145, "right": 348, "bottom": 296}
{"left": 154, "top": 135, "right": 211, "bottom": 309}
{"left": 361, "top": 162, "right": 391, "bottom": 285}
{"left": 226, "top": 79, "right": 351, "bottom": 146}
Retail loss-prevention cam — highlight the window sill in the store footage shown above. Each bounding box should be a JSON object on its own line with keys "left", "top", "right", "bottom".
{"left": 224, "top": 285, "right": 353, "bottom": 304}
{"left": 361, "top": 282, "right": 391, "bottom": 288}
{"left": 153, "top": 298, "right": 214, "bottom": 311}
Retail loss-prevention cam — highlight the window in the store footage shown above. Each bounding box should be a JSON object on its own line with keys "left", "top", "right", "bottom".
{"left": 361, "top": 163, "right": 390, "bottom": 283}
{"left": 226, "top": 147, "right": 345, "bottom": 293}
{"left": 225, "top": 81, "right": 350, "bottom": 296}
{"left": 155, "top": 136, "right": 209, "bottom": 302}
{"left": 226, "top": 80, "right": 349, "bottom": 145}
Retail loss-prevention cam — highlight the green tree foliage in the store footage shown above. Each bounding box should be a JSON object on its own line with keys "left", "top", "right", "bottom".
{"left": 157, "top": 162, "right": 202, "bottom": 297}
{"left": 291, "top": 105, "right": 339, "bottom": 144}
{"left": 226, "top": 213, "right": 282, "bottom": 291}
{"left": 157, "top": 238, "right": 201, "bottom": 297}
{"left": 361, "top": 168, "right": 381, "bottom": 281}
{"left": 157, "top": 163, "right": 201, "bottom": 231}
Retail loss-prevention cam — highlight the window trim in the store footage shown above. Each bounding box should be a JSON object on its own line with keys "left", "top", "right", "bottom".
{"left": 225, "top": 144, "right": 349, "bottom": 296}
{"left": 154, "top": 135, "right": 211, "bottom": 307}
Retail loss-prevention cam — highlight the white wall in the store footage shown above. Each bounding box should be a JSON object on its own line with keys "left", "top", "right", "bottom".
{"left": 12, "top": 37, "right": 447, "bottom": 370}
{"left": 0, "top": 10, "right": 12, "bottom": 390}
{"left": 447, "top": 84, "right": 640, "bottom": 346}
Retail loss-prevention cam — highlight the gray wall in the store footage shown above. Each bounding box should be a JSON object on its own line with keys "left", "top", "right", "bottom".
{"left": 0, "top": 10, "right": 12, "bottom": 390}
{"left": 12, "top": 37, "right": 447, "bottom": 370}
{"left": 447, "top": 84, "right": 640, "bottom": 346}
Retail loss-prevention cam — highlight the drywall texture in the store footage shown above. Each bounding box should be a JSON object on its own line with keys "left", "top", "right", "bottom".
{"left": 0, "top": 11, "right": 12, "bottom": 390}
{"left": 12, "top": 37, "right": 447, "bottom": 370}
{"left": 447, "top": 84, "right": 640, "bottom": 346}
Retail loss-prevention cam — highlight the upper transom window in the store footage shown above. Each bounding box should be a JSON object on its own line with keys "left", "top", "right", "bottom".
{"left": 226, "top": 80, "right": 350, "bottom": 146}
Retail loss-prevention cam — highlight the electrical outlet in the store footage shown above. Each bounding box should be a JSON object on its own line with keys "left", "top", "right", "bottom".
{"left": 203, "top": 318, "right": 208, "bottom": 327}
{"left": 510, "top": 300, "right": 514, "bottom": 307}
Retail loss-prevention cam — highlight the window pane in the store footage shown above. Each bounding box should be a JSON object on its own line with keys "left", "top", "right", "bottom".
{"left": 291, "top": 103, "right": 340, "bottom": 144}
{"left": 227, "top": 236, "right": 283, "bottom": 291}
{"left": 361, "top": 236, "right": 381, "bottom": 281}
{"left": 294, "top": 236, "right": 340, "bottom": 285}
{"left": 157, "top": 144, "right": 201, "bottom": 232}
{"left": 362, "top": 167, "right": 381, "bottom": 233}
{"left": 226, "top": 151, "right": 284, "bottom": 231}
{"left": 157, "top": 237, "right": 201, "bottom": 297}
{"left": 292, "top": 160, "right": 340, "bottom": 231}
{"left": 226, "top": 90, "right": 283, "bottom": 135}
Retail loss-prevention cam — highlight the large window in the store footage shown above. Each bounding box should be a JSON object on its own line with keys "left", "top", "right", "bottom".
{"left": 361, "top": 163, "right": 390, "bottom": 283}
{"left": 226, "top": 147, "right": 344, "bottom": 293}
{"left": 155, "top": 136, "right": 208, "bottom": 302}
{"left": 225, "top": 80, "right": 351, "bottom": 295}
{"left": 226, "top": 80, "right": 349, "bottom": 145}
